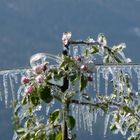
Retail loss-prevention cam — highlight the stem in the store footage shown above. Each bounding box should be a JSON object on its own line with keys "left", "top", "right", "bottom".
{"left": 62, "top": 103, "right": 69, "bottom": 140}
{"left": 70, "top": 99, "right": 121, "bottom": 108}
{"left": 69, "top": 40, "right": 112, "bottom": 53}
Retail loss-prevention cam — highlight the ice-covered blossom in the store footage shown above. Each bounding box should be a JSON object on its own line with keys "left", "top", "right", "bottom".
{"left": 36, "top": 75, "right": 44, "bottom": 83}
{"left": 80, "top": 64, "right": 88, "bottom": 71}
{"left": 87, "top": 74, "right": 93, "bottom": 82}
{"left": 21, "top": 76, "right": 30, "bottom": 84}
{"left": 26, "top": 85, "right": 34, "bottom": 94}
{"left": 88, "top": 38, "right": 95, "bottom": 43}
{"left": 125, "top": 58, "right": 132, "bottom": 63}
{"left": 41, "top": 62, "right": 48, "bottom": 71}
{"left": 33, "top": 65, "right": 43, "bottom": 74}
{"left": 62, "top": 32, "right": 72, "bottom": 46}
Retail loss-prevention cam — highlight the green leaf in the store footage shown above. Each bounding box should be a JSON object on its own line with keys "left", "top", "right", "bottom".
{"left": 91, "top": 45, "right": 99, "bottom": 54}
{"left": 30, "top": 96, "right": 40, "bottom": 106}
{"left": 48, "top": 133, "right": 56, "bottom": 140}
{"left": 66, "top": 115, "right": 75, "bottom": 130}
{"left": 112, "top": 43, "right": 126, "bottom": 53}
{"left": 16, "top": 128, "right": 25, "bottom": 134}
{"left": 39, "top": 86, "right": 53, "bottom": 103}
{"left": 49, "top": 109, "right": 60, "bottom": 124}
{"left": 60, "top": 56, "right": 76, "bottom": 69}
{"left": 114, "top": 55, "right": 122, "bottom": 63}
{"left": 122, "top": 106, "right": 132, "bottom": 113}
{"left": 110, "top": 124, "right": 117, "bottom": 132}
{"left": 22, "top": 96, "right": 28, "bottom": 105}
{"left": 55, "top": 131, "right": 62, "bottom": 140}
{"left": 128, "top": 136, "right": 135, "bottom": 140}
{"left": 80, "top": 74, "right": 87, "bottom": 91}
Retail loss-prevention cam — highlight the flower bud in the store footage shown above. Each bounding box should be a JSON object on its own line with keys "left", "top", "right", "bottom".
{"left": 26, "top": 85, "right": 34, "bottom": 94}
{"left": 87, "top": 74, "right": 93, "bottom": 82}
{"left": 21, "top": 76, "right": 29, "bottom": 84}
{"left": 41, "top": 62, "right": 48, "bottom": 71}
{"left": 33, "top": 65, "right": 43, "bottom": 74}
{"left": 75, "top": 56, "right": 82, "bottom": 62}
{"left": 36, "top": 75, "right": 44, "bottom": 83}
{"left": 80, "top": 64, "right": 88, "bottom": 71}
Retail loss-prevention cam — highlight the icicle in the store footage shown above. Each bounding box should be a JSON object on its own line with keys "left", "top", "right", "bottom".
{"left": 13, "top": 73, "right": 18, "bottom": 84}
{"left": 78, "top": 104, "right": 82, "bottom": 129}
{"left": 71, "top": 104, "right": 79, "bottom": 131}
{"left": 3, "top": 74, "right": 8, "bottom": 107}
{"left": 9, "top": 74, "right": 15, "bottom": 101}
{"left": 126, "top": 65, "right": 132, "bottom": 79}
{"left": 17, "top": 85, "right": 25, "bottom": 101}
{"left": 46, "top": 104, "right": 50, "bottom": 116}
{"left": 104, "top": 113, "right": 110, "bottom": 137}
{"left": 137, "top": 67, "right": 140, "bottom": 94}
{"left": 96, "top": 66, "right": 100, "bottom": 96}
{"left": 99, "top": 108, "right": 104, "bottom": 117}
{"left": 114, "top": 67, "right": 121, "bottom": 101}
{"left": 102, "top": 67, "right": 109, "bottom": 96}
{"left": 134, "top": 66, "right": 140, "bottom": 95}
{"left": 0, "top": 83, "right": 2, "bottom": 101}
{"left": 92, "top": 73, "right": 96, "bottom": 92}
{"left": 94, "top": 109, "right": 98, "bottom": 123}
{"left": 68, "top": 128, "right": 72, "bottom": 139}
{"left": 79, "top": 45, "right": 85, "bottom": 56}
{"left": 73, "top": 46, "right": 79, "bottom": 58}
{"left": 75, "top": 105, "right": 79, "bottom": 131}
{"left": 87, "top": 106, "right": 93, "bottom": 135}
{"left": 81, "top": 105, "right": 87, "bottom": 131}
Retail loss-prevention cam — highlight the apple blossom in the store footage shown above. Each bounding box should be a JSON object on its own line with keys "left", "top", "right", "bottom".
{"left": 80, "top": 64, "right": 88, "bottom": 71}
{"left": 36, "top": 75, "right": 44, "bottom": 83}
{"left": 21, "top": 76, "right": 30, "bottom": 84}
{"left": 26, "top": 85, "right": 34, "bottom": 94}
{"left": 62, "top": 32, "right": 72, "bottom": 46}
{"left": 87, "top": 74, "right": 93, "bottom": 82}
{"left": 33, "top": 65, "right": 43, "bottom": 74}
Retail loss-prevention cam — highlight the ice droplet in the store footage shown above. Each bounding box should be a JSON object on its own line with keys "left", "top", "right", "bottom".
{"left": 96, "top": 66, "right": 100, "bottom": 96}
{"left": 73, "top": 46, "right": 79, "bottom": 57}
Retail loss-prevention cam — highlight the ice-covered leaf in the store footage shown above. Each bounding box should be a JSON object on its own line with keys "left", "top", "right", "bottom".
{"left": 80, "top": 74, "right": 87, "bottom": 91}
{"left": 112, "top": 43, "right": 126, "bottom": 53}
{"left": 55, "top": 131, "right": 62, "bottom": 140}
{"left": 66, "top": 115, "right": 75, "bottom": 130}
{"left": 49, "top": 109, "right": 60, "bottom": 124}
{"left": 97, "top": 33, "right": 107, "bottom": 46}
{"left": 39, "top": 86, "right": 53, "bottom": 103}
